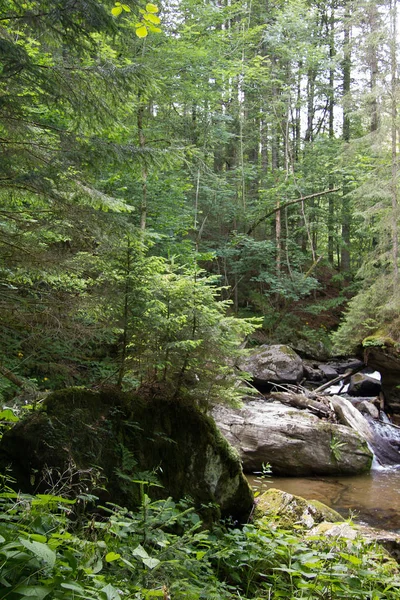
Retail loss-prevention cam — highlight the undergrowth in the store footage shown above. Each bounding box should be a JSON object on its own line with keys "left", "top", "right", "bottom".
{"left": 0, "top": 484, "right": 399, "bottom": 600}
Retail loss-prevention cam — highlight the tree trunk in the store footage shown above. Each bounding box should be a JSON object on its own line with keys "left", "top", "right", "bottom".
{"left": 390, "top": 0, "right": 399, "bottom": 287}
{"left": 341, "top": 2, "right": 351, "bottom": 274}
{"left": 328, "top": 3, "right": 336, "bottom": 265}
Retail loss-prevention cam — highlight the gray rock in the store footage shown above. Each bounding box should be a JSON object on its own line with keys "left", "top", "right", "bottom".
{"left": 310, "top": 522, "right": 400, "bottom": 563}
{"left": 318, "top": 364, "right": 338, "bottom": 380}
{"left": 348, "top": 372, "right": 381, "bottom": 397}
{"left": 213, "top": 399, "right": 372, "bottom": 476}
{"left": 303, "top": 363, "right": 324, "bottom": 382}
{"left": 328, "top": 358, "right": 364, "bottom": 374}
{"left": 239, "top": 345, "right": 304, "bottom": 388}
{"left": 363, "top": 346, "right": 400, "bottom": 415}
{"left": 331, "top": 395, "right": 374, "bottom": 441}
{"left": 358, "top": 400, "right": 380, "bottom": 419}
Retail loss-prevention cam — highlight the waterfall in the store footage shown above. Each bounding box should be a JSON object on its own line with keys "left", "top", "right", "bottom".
{"left": 330, "top": 394, "right": 400, "bottom": 468}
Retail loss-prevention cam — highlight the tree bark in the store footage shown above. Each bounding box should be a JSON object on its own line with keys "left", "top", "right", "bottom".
{"left": 341, "top": 1, "right": 351, "bottom": 274}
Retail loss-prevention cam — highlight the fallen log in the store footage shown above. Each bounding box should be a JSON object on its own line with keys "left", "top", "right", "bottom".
{"left": 313, "top": 366, "right": 364, "bottom": 394}
{"left": 270, "top": 391, "right": 334, "bottom": 419}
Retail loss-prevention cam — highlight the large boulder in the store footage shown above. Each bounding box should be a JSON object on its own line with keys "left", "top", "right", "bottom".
{"left": 364, "top": 345, "right": 400, "bottom": 415}
{"left": 254, "top": 488, "right": 344, "bottom": 528}
{"left": 0, "top": 388, "right": 253, "bottom": 522}
{"left": 348, "top": 372, "right": 381, "bottom": 397}
{"left": 213, "top": 398, "right": 372, "bottom": 476}
{"left": 239, "top": 345, "right": 304, "bottom": 391}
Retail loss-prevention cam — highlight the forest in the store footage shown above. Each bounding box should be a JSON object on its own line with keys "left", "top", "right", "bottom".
{"left": 1, "top": 0, "right": 400, "bottom": 598}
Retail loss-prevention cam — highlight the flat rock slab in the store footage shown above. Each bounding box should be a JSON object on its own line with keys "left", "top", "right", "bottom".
{"left": 311, "top": 522, "right": 400, "bottom": 564}
{"left": 213, "top": 398, "right": 372, "bottom": 476}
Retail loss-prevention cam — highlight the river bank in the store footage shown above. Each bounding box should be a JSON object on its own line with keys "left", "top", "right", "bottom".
{"left": 249, "top": 469, "right": 400, "bottom": 532}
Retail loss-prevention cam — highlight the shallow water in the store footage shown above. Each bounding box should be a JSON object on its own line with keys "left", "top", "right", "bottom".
{"left": 248, "top": 469, "right": 400, "bottom": 532}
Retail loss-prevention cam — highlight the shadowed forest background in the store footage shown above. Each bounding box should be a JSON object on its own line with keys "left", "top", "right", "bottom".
{"left": 1, "top": 0, "right": 399, "bottom": 403}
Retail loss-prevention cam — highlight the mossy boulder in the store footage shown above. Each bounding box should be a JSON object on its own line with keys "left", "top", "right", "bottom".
{"left": 363, "top": 344, "right": 400, "bottom": 415}
{"left": 239, "top": 344, "right": 304, "bottom": 391}
{"left": 254, "top": 488, "right": 344, "bottom": 529}
{"left": 0, "top": 388, "right": 253, "bottom": 521}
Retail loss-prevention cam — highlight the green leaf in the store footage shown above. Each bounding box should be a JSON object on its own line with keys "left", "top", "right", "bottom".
{"left": 135, "top": 25, "right": 148, "bottom": 38}
{"left": 0, "top": 409, "right": 19, "bottom": 422}
{"left": 143, "top": 13, "right": 161, "bottom": 24}
{"left": 19, "top": 539, "right": 56, "bottom": 568}
{"left": 111, "top": 6, "right": 123, "bottom": 16}
{"left": 31, "top": 494, "right": 76, "bottom": 506}
{"left": 142, "top": 557, "right": 160, "bottom": 569}
{"left": 147, "top": 24, "right": 161, "bottom": 33}
{"left": 14, "top": 586, "right": 51, "bottom": 599}
{"left": 146, "top": 3, "right": 159, "bottom": 12}
{"left": 122, "top": 3, "right": 131, "bottom": 11}
{"left": 100, "top": 583, "right": 121, "bottom": 600}
{"left": 132, "top": 544, "right": 149, "bottom": 559}
{"left": 61, "top": 582, "right": 85, "bottom": 593}
{"left": 105, "top": 551, "right": 121, "bottom": 562}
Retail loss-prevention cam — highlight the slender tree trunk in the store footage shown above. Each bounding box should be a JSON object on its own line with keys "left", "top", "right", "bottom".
{"left": 367, "top": 2, "right": 380, "bottom": 133}
{"left": 117, "top": 240, "right": 132, "bottom": 388}
{"left": 328, "top": 3, "right": 336, "bottom": 265}
{"left": 390, "top": 0, "right": 399, "bottom": 287}
{"left": 137, "top": 100, "right": 148, "bottom": 231}
{"left": 341, "top": 2, "right": 351, "bottom": 274}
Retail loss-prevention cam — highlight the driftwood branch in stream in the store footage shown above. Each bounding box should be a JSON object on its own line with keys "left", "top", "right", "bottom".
{"left": 270, "top": 391, "right": 335, "bottom": 419}
{"left": 313, "top": 365, "right": 365, "bottom": 394}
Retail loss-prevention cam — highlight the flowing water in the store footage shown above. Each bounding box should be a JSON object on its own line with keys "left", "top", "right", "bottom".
{"left": 248, "top": 469, "right": 400, "bottom": 532}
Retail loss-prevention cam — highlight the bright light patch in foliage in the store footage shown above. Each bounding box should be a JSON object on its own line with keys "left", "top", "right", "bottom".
{"left": 135, "top": 25, "right": 148, "bottom": 38}
{"left": 111, "top": 2, "right": 131, "bottom": 16}
{"left": 111, "top": 2, "right": 161, "bottom": 38}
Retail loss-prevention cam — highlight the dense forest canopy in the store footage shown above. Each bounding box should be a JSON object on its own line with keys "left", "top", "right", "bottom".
{"left": 0, "top": 0, "right": 399, "bottom": 402}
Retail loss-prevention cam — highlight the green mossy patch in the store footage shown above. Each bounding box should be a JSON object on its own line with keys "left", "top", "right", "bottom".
{"left": 254, "top": 488, "right": 344, "bottom": 529}
{"left": 0, "top": 388, "right": 253, "bottom": 522}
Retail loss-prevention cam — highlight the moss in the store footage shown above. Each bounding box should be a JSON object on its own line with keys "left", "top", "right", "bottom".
{"left": 278, "top": 345, "right": 300, "bottom": 359}
{"left": 0, "top": 388, "right": 253, "bottom": 522}
{"left": 254, "top": 488, "right": 344, "bottom": 529}
{"left": 363, "top": 335, "right": 396, "bottom": 349}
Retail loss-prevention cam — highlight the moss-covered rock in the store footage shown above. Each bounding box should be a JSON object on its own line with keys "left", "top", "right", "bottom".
{"left": 363, "top": 344, "right": 400, "bottom": 415}
{"left": 0, "top": 388, "right": 253, "bottom": 522}
{"left": 254, "top": 488, "right": 344, "bottom": 528}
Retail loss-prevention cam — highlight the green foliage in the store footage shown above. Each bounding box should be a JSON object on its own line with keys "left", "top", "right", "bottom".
{"left": 332, "top": 273, "right": 400, "bottom": 353}
{"left": 108, "top": 245, "right": 262, "bottom": 406}
{"left": 0, "top": 488, "right": 398, "bottom": 600}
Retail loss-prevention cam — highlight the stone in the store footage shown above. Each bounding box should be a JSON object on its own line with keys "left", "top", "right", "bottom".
{"left": 358, "top": 400, "right": 380, "bottom": 420}
{"left": 364, "top": 346, "right": 400, "bottom": 415}
{"left": 0, "top": 388, "right": 253, "bottom": 522}
{"left": 359, "top": 525, "right": 400, "bottom": 563}
{"left": 254, "top": 488, "right": 344, "bottom": 528}
{"left": 310, "top": 522, "right": 400, "bottom": 564}
{"left": 327, "top": 358, "right": 364, "bottom": 374}
{"left": 330, "top": 395, "right": 374, "bottom": 442}
{"left": 348, "top": 372, "right": 381, "bottom": 397}
{"left": 239, "top": 345, "right": 304, "bottom": 390}
{"left": 292, "top": 340, "right": 331, "bottom": 361}
{"left": 213, "top": 398, "right": 372, "bottom": 476}
{"left": 303, "top": 362, "right": 324, "bottom": 382}
{"left": 318, "top": 364, "right": 338, "bottom": 380}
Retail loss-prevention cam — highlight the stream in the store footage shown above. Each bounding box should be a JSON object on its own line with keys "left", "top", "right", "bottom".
{"left": 248, "top": 468, "right": 400, "bottom": 532}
